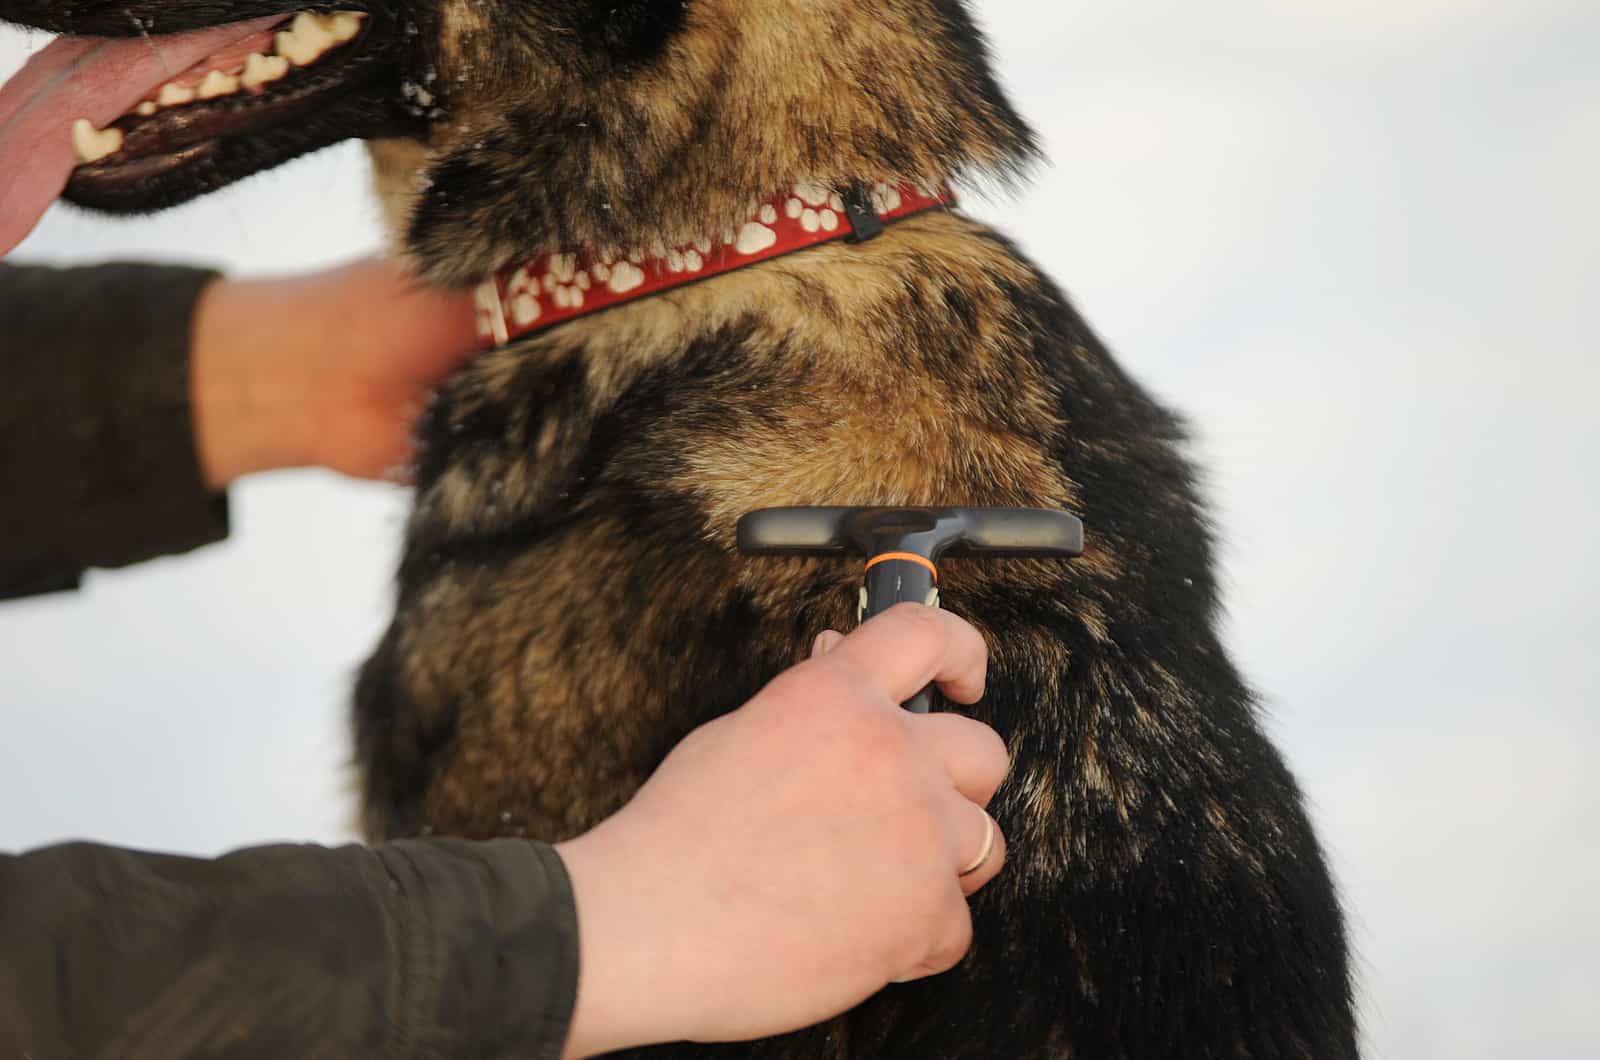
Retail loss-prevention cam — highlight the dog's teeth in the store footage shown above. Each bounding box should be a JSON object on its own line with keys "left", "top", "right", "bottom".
{"left": 197, "top": 69, "right": 241, "bottom": 99}
{"left": 71, "top": 119, "right": 123, "bottom": 164}
{"left": 136, "top": 101, "right": 159, "bottom": 116}
{"left": 277, "top": 12, "right": 338, "bottom": 65}
{"left": 329, "top": 11, "right": 365, "bottom": 43}
{"left": 242, "top": 52, "right": 290, "bottom": 88}
{"left": 158, "top": 82, "right": 196, "bottom": 107}
{"left": 274, "top": 32, "right": 310, "bottom": 66}
{"left": 291, "top": 11, "right": 334, "bottom": 38}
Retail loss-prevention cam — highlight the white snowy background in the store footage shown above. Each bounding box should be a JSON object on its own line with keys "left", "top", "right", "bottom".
{"left": 3, "top": 3, "right": 1596, "bottom": 1057}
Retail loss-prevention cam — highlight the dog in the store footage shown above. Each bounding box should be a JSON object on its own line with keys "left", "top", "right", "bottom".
{"left": 1, "top": 2, "right": 1359, "bottom": 1055}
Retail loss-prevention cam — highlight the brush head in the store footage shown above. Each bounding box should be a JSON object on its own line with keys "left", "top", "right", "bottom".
{"left": 737, "top": 507, "right": 1085, "bottom": 562}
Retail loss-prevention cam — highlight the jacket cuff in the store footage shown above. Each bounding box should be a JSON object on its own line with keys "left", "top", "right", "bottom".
{"left": 377, "top": 838, "right": 581, "bottom": 1059}
{"left": 0, "top": 262, "right": 229, "bottom": 590}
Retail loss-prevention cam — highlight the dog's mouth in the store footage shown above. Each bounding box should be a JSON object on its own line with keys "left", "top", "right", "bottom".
{"left": 68, "top": 11, "right": 395, "bottom": 197}
{"left": 0, "top": 7, "right": 421, "bottom": 253}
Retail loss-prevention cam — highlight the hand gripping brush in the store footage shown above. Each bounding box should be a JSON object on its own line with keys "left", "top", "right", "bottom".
{"left": 737, "top": 507, "right": 1085, "bottom": 712}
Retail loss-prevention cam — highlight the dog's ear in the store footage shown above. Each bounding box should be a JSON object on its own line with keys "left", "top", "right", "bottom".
{"left": 0, "top": 2, "right": 299, "bottom": 36}
{"left": 564, "top": 0, "right": 692, "bottom": 67}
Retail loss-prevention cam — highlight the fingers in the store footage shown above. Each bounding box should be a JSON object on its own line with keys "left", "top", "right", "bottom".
{"left": 911, "top": 711, "right": 1010, "bottom": 806}
{"left": 820, "top": 604, "right": 988, "bottom": 705}
{"left": 819, "top": 624, "right": 1004, "bottom": 903}
{"left": 954, "top": 804, "right": 1006, "bottom": 897}
{"left": 810, "top": 608, "right": 1009, "bottom": 908}
{"left": 890, "top": 805, "right": 1005, "bottom": 984}
{"left": 810, "top": 608, "right": 1009, "bottom": 896}
{"left": 813, "top": 613, "right": 1007, "bottom": 804}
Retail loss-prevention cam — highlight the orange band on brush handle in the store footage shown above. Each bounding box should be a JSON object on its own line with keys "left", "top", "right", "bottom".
{"left": 864, "top": 552, "right": 939, "bottom": 582}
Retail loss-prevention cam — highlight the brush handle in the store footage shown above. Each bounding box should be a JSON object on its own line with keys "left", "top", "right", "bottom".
{"left": 859, "top": 559, "right": 940, "bottom": 713}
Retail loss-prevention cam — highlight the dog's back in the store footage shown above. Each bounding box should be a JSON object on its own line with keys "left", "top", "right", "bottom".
{"left": 355, "top": 2, "right": 1357, "bottom": 1055}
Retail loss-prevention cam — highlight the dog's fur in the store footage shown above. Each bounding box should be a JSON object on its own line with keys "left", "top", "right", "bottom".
{"left": 358, "top": 3, "right": 1359, "bottom": 1055}
{"left": 10, "top": 1, "right": 1359, "bottom": 1055}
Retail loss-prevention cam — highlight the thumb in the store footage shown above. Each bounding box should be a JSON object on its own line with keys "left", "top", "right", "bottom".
{"left": 810, "top": 630, "right": 845, "bottom": 658}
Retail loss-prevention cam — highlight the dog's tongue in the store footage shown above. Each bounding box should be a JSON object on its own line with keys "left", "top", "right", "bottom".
{"left": 0, "top": 15, "right": 283, "bottom": 255}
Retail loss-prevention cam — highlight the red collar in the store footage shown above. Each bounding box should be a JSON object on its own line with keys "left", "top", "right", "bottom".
{"left": 471, "top": 182, "right": 955, "bottom": 348}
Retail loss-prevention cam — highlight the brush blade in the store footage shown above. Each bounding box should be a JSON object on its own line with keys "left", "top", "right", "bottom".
{"left": 737, "top": 508, "right": 856, "bottom": 553}
{"left": 952, "top": 509, "right": 1085, "bottom": 557}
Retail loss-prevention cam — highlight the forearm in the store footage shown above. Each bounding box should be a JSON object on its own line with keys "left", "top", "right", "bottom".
{"left": 0, "top": 262, "right": 229, "bottom": 600}
{"left": 0, "top": 839, "right": 578, "bottom": 1059}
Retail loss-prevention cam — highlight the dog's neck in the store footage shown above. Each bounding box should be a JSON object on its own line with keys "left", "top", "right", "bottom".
{"left": 470, "top": 182, "right": 954, "bottom": 349}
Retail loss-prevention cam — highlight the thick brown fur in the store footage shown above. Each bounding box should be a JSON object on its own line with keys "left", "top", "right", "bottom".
{"left": 3, "top": 0, "right": 1359, "bottom": 1055}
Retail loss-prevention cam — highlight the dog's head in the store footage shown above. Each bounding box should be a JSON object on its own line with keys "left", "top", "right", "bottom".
{"left": 0, "top": 2, "right": 1035, "bottom": 281}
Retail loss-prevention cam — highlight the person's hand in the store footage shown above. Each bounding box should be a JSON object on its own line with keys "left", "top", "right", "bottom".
{"left": 190, "top": 257, "right": 478, "bottom": 488}
{"left": 554, "top": 604, "right": 1009, "bottom": 1058}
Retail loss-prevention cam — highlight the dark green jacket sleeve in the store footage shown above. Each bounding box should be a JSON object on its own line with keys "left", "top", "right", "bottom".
{"left": 0, "top": 261, "right": 230, "bottom": 601}
{"left": 0, "top": 838, "right": 579, "bottom": 1059}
